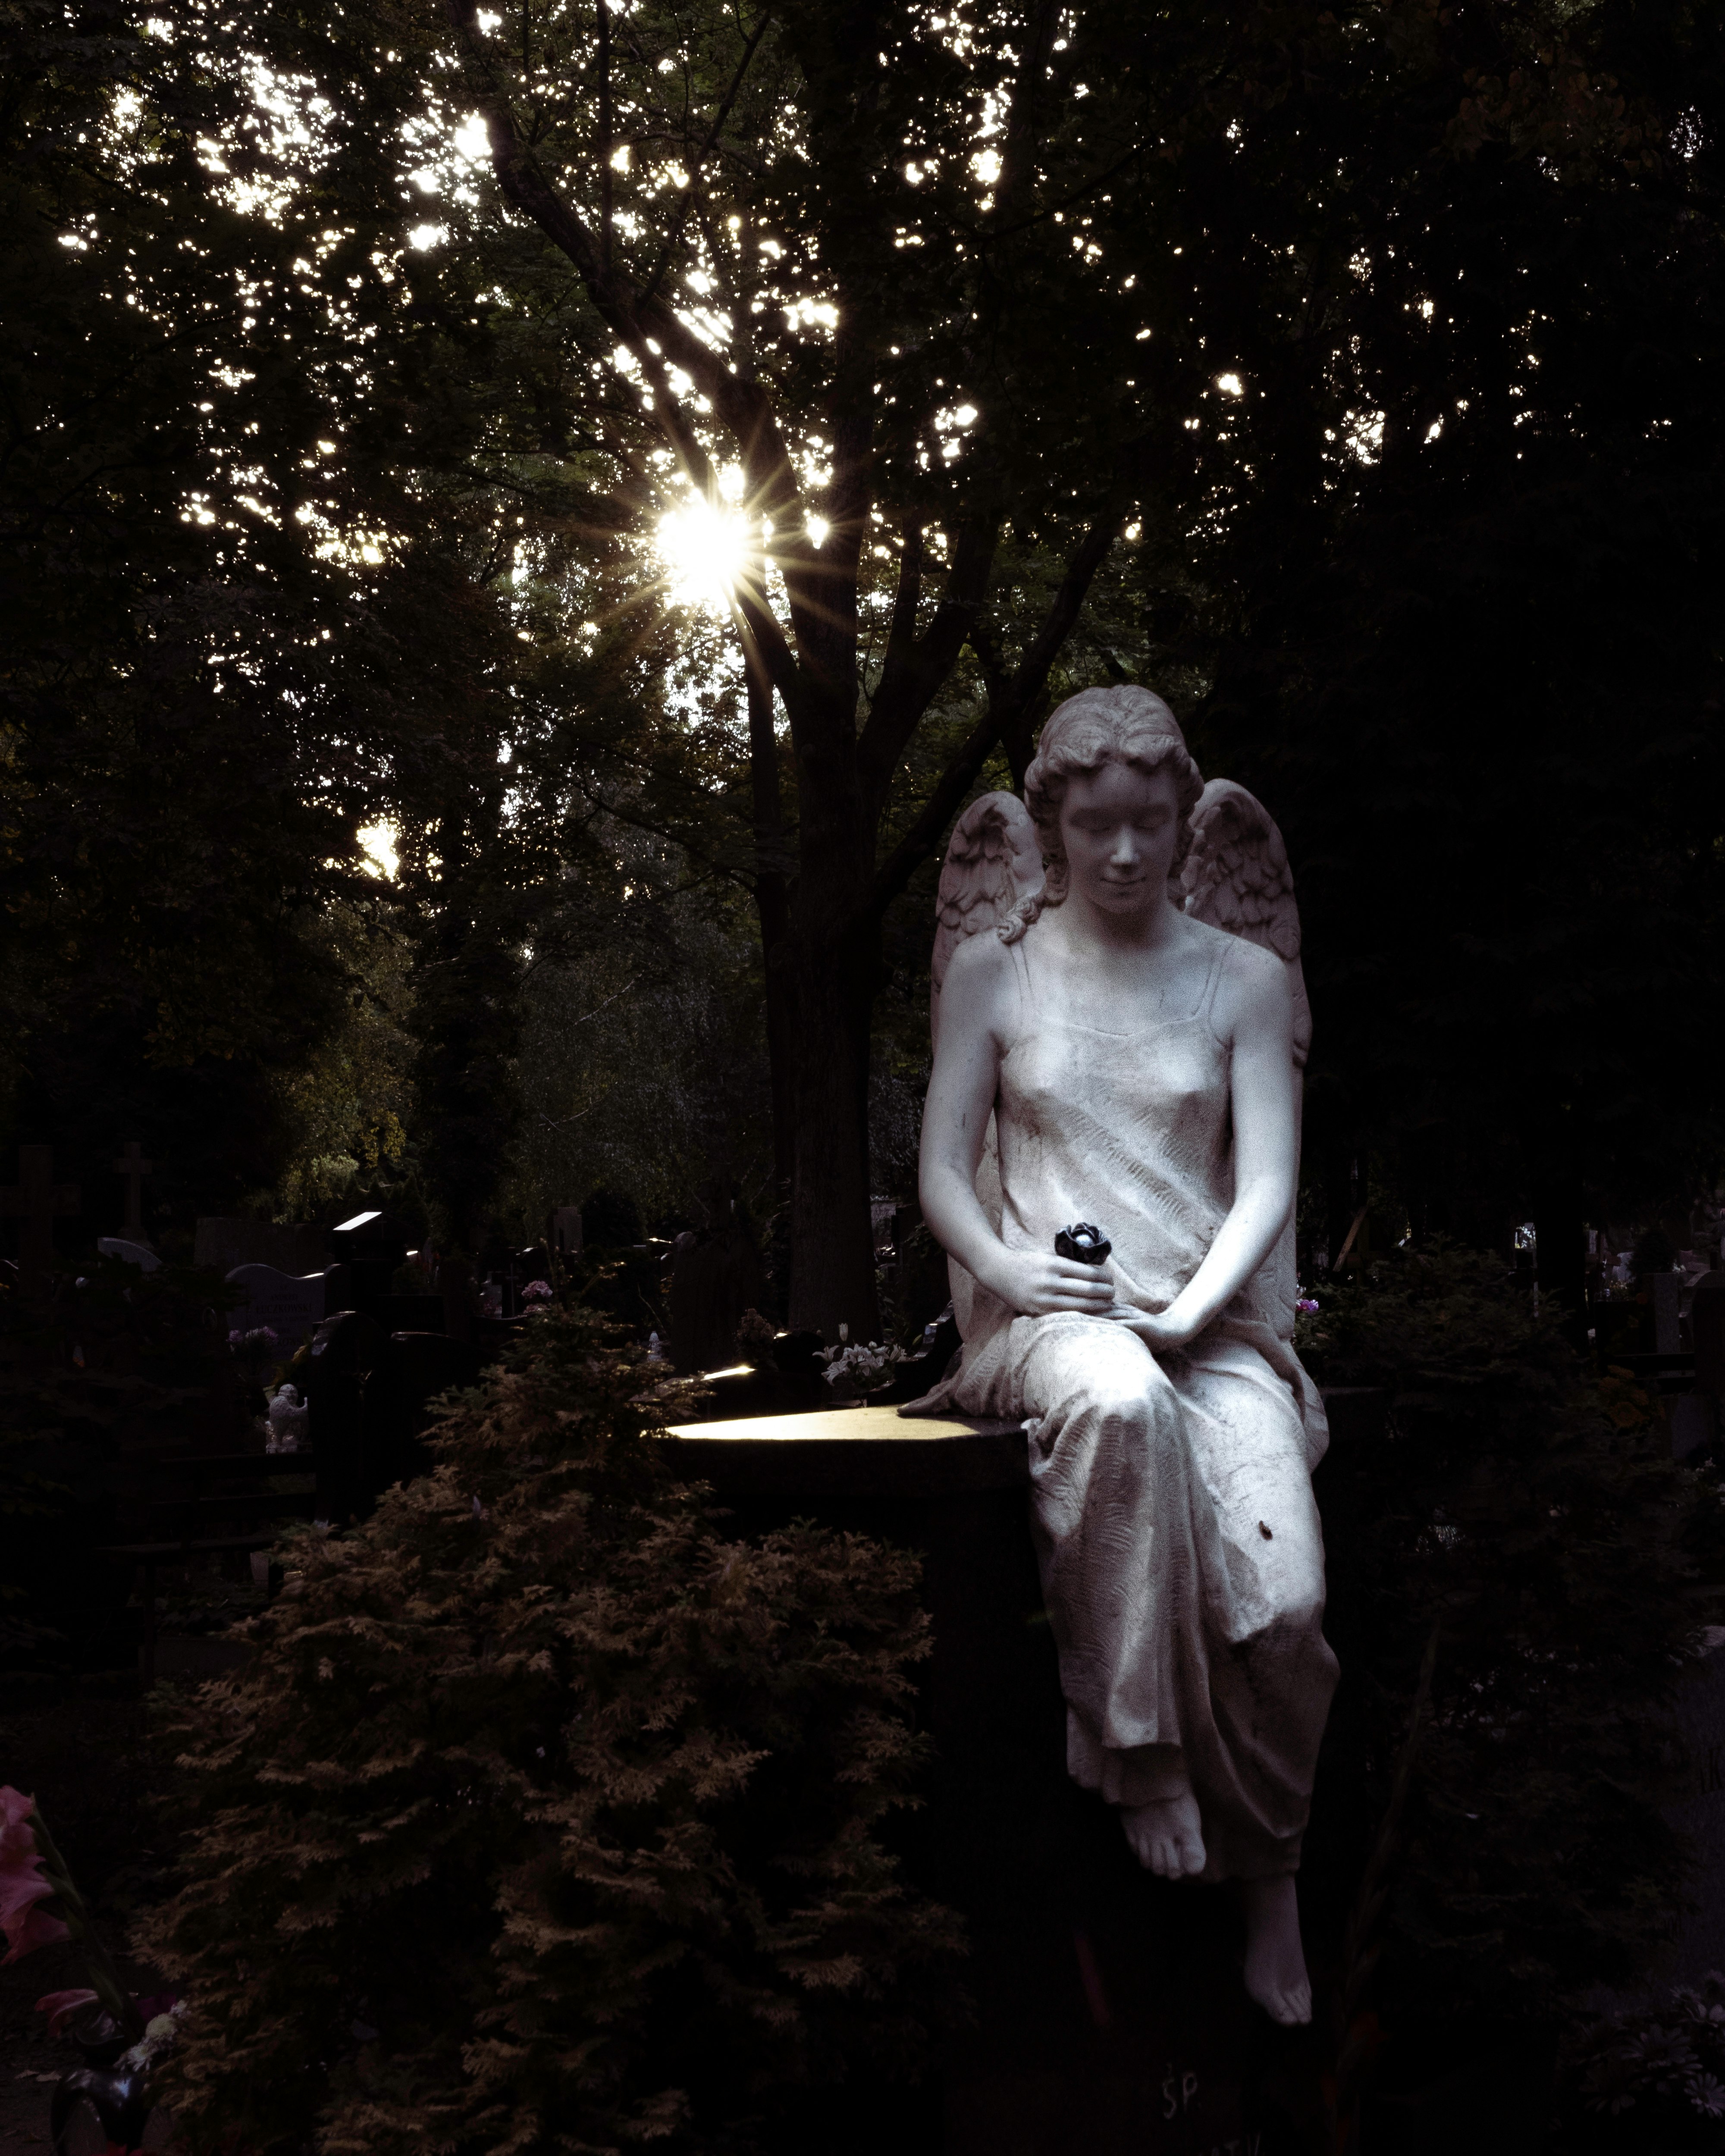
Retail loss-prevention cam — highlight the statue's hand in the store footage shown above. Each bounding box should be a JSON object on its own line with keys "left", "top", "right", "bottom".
{"left": 1119, "top": 1306, "right": 1200, "bottom": 1354}
{"left": 985, "top": 1251, "right": 1118, "bottom": 1318}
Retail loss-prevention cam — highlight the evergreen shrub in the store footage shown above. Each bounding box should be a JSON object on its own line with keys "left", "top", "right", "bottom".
{"left": 1304, "top": 1245, "right": 1725, "bottom": 2057}
{"left": 138, "top": 1303, "right": 963, "bottom": 2155}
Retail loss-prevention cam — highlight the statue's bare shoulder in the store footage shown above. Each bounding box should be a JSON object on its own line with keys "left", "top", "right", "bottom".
{"left": 1198, "top": 917, "right": 1293, "bottom": 1045}
{"left": 938, "top": 915, "right": 1023, "bottom": 1045}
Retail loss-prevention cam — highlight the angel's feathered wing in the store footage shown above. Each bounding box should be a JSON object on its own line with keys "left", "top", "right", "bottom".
{"left": 925, "top": 791, "right": 1045, "bottom": 1358}
{"left": 930, "top": 790, "right": 1045, "bottom": 1048}
{"left": 1180, "top": 778, "right": 1310, "bottom": 1336}
{"left": 1180, "top": 778, "right": 1311, "bottom": 1069}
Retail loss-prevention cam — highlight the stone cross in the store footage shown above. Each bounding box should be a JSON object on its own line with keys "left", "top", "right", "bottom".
{"left": 113, "top": 1140, "right": 153, "bottom": 1239}
{"left": 1, "top": 1146, "right": 80, "bottom": 1279}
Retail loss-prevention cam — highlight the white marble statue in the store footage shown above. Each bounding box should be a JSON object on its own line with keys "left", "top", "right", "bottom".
{"left": 911, "top": 684, "right": 1337, "bottom": 2025}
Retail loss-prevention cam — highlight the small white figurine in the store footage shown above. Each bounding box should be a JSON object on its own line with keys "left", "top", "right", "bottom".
{"left": 265, "top": 1382, "right": 309, "bottom": 1454}
{"left": 914, "top": 684, "right": 1336, "bottom": 2026}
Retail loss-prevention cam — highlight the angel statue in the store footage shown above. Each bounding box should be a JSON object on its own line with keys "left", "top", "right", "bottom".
{"left": 910, "top": 683, "right": 1336, "bottom": 2026}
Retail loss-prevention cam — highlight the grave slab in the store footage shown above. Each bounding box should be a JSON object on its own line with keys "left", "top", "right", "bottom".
{"left": 664, "top": 1401, "right": 1029, "bottom": 1496}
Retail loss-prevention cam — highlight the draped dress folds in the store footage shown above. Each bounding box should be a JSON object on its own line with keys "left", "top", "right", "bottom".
{"left": 911, "top": 927, "right": 1338, "bottom": 1881}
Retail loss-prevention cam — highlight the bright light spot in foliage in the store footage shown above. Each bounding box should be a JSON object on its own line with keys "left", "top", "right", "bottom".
{"left": 656, "top": 495, "right": 751, "bottom": 609}
{"left": 1216, "top": 373, "right": 1244, "bottom": 396}
{"left": 454, "top": 112, "right": 490, "bottom": 163}
{"left": 409, "top": 222, "right": 445, "bottom": 251}
{"left": 358, "top": 821, "right": 400, "bottom": 880}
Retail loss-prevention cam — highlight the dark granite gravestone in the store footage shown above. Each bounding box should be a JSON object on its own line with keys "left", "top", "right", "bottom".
{"left": 301, "top": 1310, "right": 391, "bottom": 1522}
{"left": 194, "top": 1216, "right": 326, "bottom": 1274}
{"left": 1692, "top": 1266, "right": 1725, "bottom": 1453}
{"left": 226, "top": 1263, "right": 326, "bottom": 1351}
{"left": 668, "top": 1206, "right": 764, "bottom": 1373}
{"left": 663, "top": 1405, "right": 1331, "bottom": 2156}
{"left": 363, "top": 1332, "right": 486, "bottom": 1489}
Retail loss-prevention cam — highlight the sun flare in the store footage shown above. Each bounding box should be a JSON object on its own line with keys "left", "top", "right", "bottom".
{"left": 655, "top": 495, "right": 752, "bottom": 610}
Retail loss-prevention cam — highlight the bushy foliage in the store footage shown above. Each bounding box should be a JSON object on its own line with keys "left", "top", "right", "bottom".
{"left": 1562, "top": 1971, "right": 1725, "bottom": 2149}
{"left": 1305, "top": 1246, "right": 1725, "bottom": 2035}
{"left": 137, "top": 1303, "right": 963, "bottom": 2156}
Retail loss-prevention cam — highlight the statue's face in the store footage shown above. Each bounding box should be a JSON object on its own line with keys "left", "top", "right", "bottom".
{"left": 1057, "top": 757, "right": 1182, "bottom": 916}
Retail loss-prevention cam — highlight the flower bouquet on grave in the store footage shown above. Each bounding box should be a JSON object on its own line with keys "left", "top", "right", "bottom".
{"left": 734, "top": 1306, "right": 778, "bottom": 1369}
{"left": 819, "top": 1336, "right": 909, "bottom": 1404}
{"left": 0, "top": 1785, "right": 179, "bottom": 2153}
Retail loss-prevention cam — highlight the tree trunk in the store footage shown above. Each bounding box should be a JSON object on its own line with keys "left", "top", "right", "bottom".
{"left": 744, "top": 649, "right": 795, "bottom": 1192}
{"left": 784, "top": 919, "right": 881, "bottom": 1339}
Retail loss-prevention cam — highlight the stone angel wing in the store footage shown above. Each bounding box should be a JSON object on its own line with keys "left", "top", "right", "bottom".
{"left": 1179, "top": 778, "right": 1312, "bottom": 1071}
{"left": 929, "top": 790, "right": 1046, "bottom": 1049}
{"left": 1179, "top": 777, "right": 1310, "bottom": 1340}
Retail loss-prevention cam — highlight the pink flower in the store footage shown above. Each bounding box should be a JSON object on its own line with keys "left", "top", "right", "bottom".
{"left": 0, "top": 1786, "right": 68, "bottom": 1963}
{"left": 35, "top": 1988, "right": 97, "bottom": 2036}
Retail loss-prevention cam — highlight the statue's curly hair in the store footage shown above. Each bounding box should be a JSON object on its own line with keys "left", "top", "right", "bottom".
{"left": 1022, "top": 684, "right": 1205, "bottom": 912}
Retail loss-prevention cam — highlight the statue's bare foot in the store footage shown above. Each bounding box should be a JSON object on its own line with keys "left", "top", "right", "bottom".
{"left": 1240, "top": 1875, "right": 1311, "bottom": 2024}
{"left": 1120, "top": 1788, "right": 1207, "bottom": 1877}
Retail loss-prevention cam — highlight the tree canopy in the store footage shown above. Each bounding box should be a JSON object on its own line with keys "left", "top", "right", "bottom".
{"left": 3, "top": 0, "right": 1722, "bottom": 1283}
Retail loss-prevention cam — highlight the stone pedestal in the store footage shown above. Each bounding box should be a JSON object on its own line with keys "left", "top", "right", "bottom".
{"left": 665, "top": 1407, "right": 1325, "bottom": 2156}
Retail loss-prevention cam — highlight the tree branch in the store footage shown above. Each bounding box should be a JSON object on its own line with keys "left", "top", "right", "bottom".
{"left": 991, "top": 0, "right": 1063, "bottom": 231}
{"left": 866, "top": 492, "right": 1133, "bottom": 919}
{"left": 856, "top": 519, "right": 998, "bottom": 810}
{"left": 640, "top": 8, "right": 772, "bottom": 307}
{"left": 597, "top": 0, "right": 613, "bottom": 271}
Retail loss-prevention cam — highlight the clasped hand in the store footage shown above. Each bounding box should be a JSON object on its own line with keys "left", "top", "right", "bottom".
{"left": 984, "top": 1251, "right": 1200, "bottom": 1351}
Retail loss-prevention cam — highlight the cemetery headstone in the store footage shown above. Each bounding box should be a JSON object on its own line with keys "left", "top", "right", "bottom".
{"left": 97, "top": 1236, "right": 161, "bottom": 1272}
{"left": 1650, "top": 1270, "right": 1681, "bottom": 1354}
{"left": 1671, "top": 1392, "right": 1714, "bottom": 1460}
{"left": 195, "top": 1216, "right": 326, "bottom": 1275}
{"left": 668, "top": 1185, "right": 763, "bottom": 1373}
{"left": 1694, "top": 1266, "right": 1725, "bottom": 1399}
{"left": 112, "top": 1139, "right": 153, "bottom": 1241}
{"left": 1687, "top": 1265, "right": 1725, "bottom": 1458}
{"left": 437, "top": 1255, "right": 474, "bottom": 1342}
{"left": 549, "top": 1205, "right": 583, "bottom": 1256}
{"left": 226, "top": 1264, "right": 326, "bottom": 1351}
{"left": 325, "top": 1209, "right": 410, "bottom": 1315}
{"left": 365, "top": 1332, "right": 485, "bottom": 1489}
{"left": 301, "top": 1310, "right": 390, "bottom": 1523}
{"left": 0, "top": 1145, "right": 78, "bottom": 1281}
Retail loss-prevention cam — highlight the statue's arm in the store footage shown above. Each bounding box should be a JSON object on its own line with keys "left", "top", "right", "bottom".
{"left": 1122, "top": 942, "right": 1297, "bottom": 1351}
{"left": 919, "top": 938, "right": 1114, "bottom": 1319}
